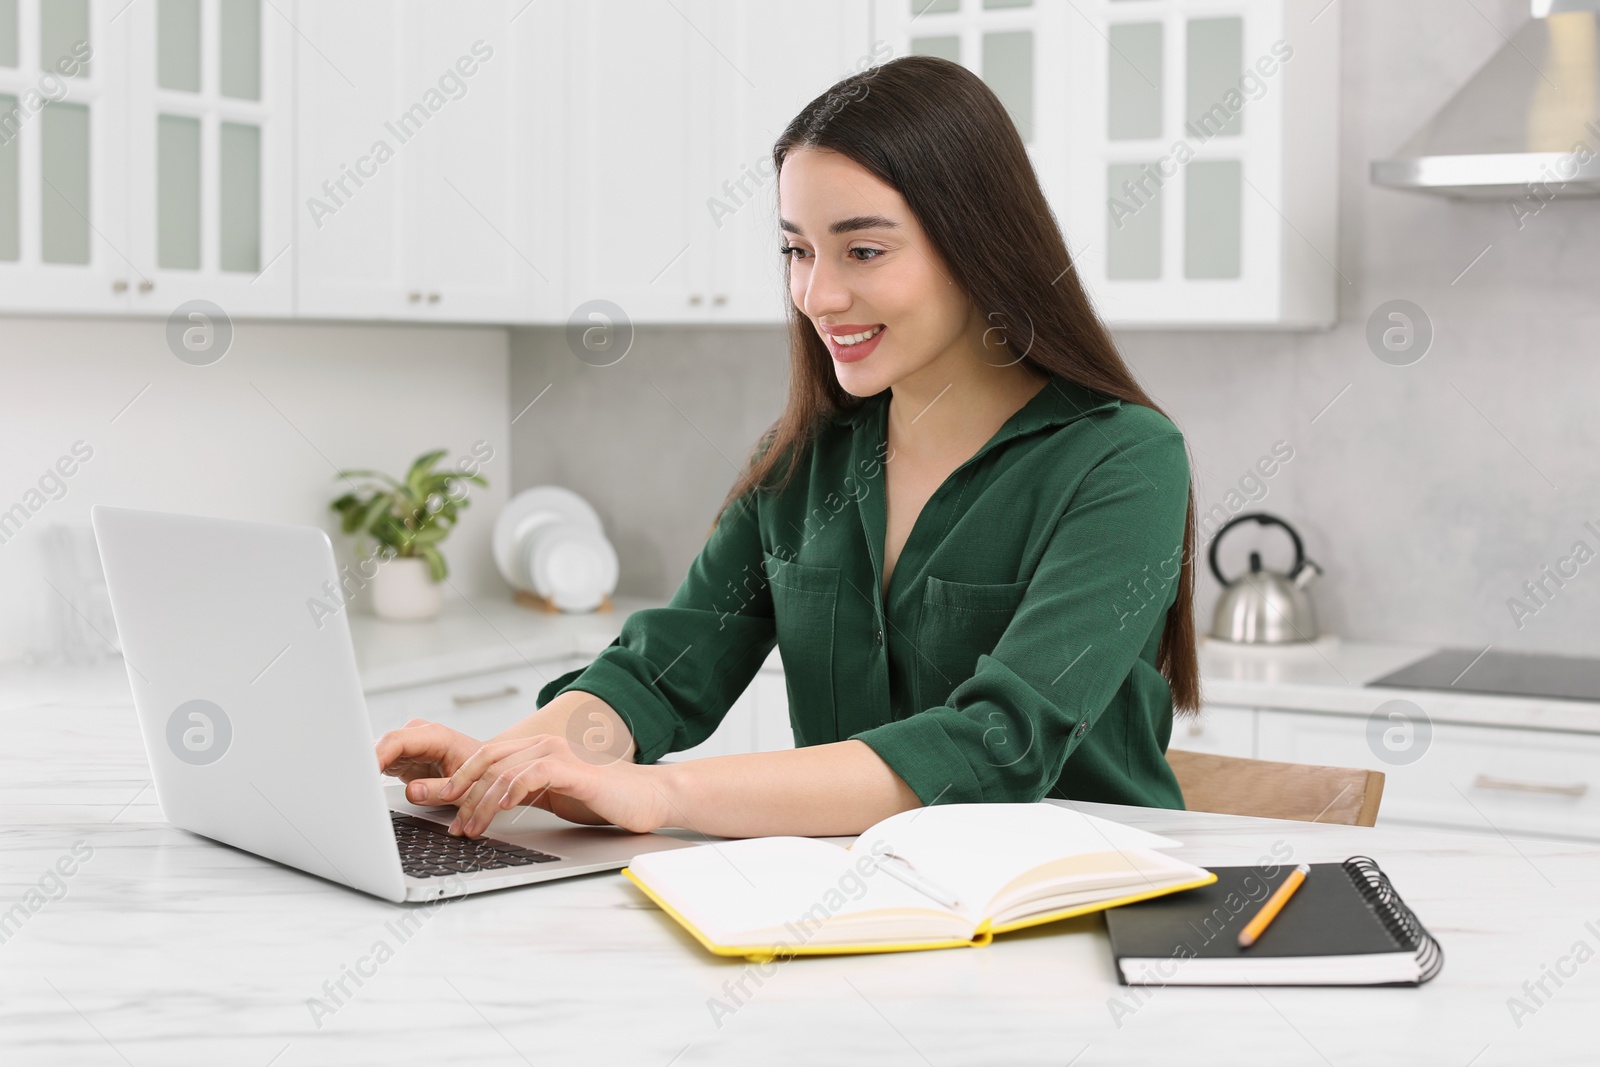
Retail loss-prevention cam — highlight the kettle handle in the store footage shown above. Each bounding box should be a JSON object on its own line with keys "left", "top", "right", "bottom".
{"left": 1208, "top": 512, "right": 1306, "bottom": 586}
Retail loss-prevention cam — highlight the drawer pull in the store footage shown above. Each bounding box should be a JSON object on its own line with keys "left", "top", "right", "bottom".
{"left": 451, "top": 685, "right": 520, "bottom": 707}
{"left": 1471, "top": 774, "right": 1588, "bottom": 798}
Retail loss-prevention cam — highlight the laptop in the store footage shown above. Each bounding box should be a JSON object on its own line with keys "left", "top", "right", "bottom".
{"left": 91, "top": 504, "right": 697, "bottom": 903}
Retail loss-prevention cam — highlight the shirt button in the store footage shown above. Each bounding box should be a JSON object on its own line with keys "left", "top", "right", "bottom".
{"left": 1075, "top": 721, "right": 1089, "bottom": 738}
{"left": 874, "top": 628, "right": 884, "bottom": 646}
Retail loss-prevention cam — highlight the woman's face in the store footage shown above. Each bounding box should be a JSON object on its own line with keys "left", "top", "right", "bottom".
{"left": 778, "top": 146, "right": 976, "bottom": 399}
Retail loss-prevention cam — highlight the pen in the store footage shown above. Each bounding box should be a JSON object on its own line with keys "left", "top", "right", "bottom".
{"left": 1238, "top": 862, "right": 1310, "bottom": 947}
{"left": 874, "top": 850, "right": 962, "bottom": 910}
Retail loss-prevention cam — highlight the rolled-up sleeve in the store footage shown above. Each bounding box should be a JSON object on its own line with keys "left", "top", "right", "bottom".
{"left": 848, "top": 432, "right": 1190, "bottom": 804}
{"left": 535, "top": 489, "right": 776, "bottom": 764}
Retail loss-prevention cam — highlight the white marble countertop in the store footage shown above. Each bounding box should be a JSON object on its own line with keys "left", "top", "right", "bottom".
{"left": 348, "top": 592, "right": 666, "bottom": 693}
{"left": 2, "top": 682, "right": 1597, "bottom": 1065}
{"left": 1201, "top": 635, "right": 1600, "bottom": 734}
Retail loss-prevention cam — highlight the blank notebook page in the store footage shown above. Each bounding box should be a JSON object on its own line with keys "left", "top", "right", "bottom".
{"left": 851, "top": 804, "right": 1183, "bottom": 925}
{"left": 628, "top": 836, "right": 962, "bottom": 943}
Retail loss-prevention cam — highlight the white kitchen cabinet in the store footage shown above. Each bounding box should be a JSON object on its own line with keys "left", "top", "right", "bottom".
{"left": 294, "top": 0, "right": 563, "bottom": 323}
{"left": 363, "top": 660, "right": 566, "bottom": 736}
{"left": 669, "top": 664, "right": 797, "bottom": 759}
{"left": 123, "top": 0, "right": 294, "bottom": 315}
{"left": 0, "top": 0, "right": 130, "bottom": 312}
{"left": 750, "top": 668, "right": 795, "bottom": 752}
{"left": 566, "top": 0, "right": 871, "bottom": 325}
{"left": 7, "top": 0, "right": 880, "bottom": 324}
{"left": 1169, "top": 702, "right": 1256, "bottom": 758}
{"left": 876, "top": 0, "right": 1338, "bottom": 329}
{"left": 672, "top": 685, "right": 759, "bottom": 760}
{"left": 562, "top": 0, "right": 697, "bottom": 324}
{"left": 290, "top": 0, "right": 405, "bottom": 320}
{"left": 693, "top": 1, "right": 875, "bottom": 323}
{"left": 0, "top": 0, "right": 294, "bottom": 316}
{"left": 1256, "top": 707, "right": 1600, "bottom": 841}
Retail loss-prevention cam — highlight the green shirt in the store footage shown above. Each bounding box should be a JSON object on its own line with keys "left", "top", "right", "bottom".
{"left": 536, "top": 373, "right": 1190, "bottom": 810}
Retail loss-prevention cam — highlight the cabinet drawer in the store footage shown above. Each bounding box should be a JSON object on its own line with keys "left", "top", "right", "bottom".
{"left": 1256, "top": 709, "right": 1600, "bottom": 840}
{"left": 364, "top": 663, "right": 570, "bottom": 737}
{"left": 1169, "top": 704, "right": 1256, "bottom": 759}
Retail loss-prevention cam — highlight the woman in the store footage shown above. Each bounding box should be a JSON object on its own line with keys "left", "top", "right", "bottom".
{"left": 375, "top": 56, "right": 1199, "bottom": 840}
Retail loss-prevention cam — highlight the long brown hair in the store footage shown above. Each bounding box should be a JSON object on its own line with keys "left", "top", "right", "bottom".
{"left": 714, "top": 55, "right": 1200, "bottom": 714}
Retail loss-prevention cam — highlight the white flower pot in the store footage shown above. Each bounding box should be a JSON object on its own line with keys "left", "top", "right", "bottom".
{"left": 369, "top": 556, "right": 443, "bottom": 621}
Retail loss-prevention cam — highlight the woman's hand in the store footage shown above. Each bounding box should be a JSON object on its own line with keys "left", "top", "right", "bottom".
{"left": 423, "top": 734, "right": 674, "bottom": 837}
{"left": 373, "top": 718, "right": 486, "bottom": 804}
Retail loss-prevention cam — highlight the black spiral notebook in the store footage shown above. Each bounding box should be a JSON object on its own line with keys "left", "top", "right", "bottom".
{"left": 1103, "top": 857, "right": 1444, "bottom": 986}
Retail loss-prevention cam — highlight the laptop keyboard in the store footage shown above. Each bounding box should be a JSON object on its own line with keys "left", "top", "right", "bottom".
{"left": 390, "top": 811, "right": 562, "bottom": 878}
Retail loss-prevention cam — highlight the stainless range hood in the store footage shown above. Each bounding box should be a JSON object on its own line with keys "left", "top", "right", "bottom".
{"left": 1371, "top": 0, "right": 1600, "bottom": 199}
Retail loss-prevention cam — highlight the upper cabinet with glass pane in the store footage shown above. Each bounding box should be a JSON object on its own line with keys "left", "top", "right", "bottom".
{"left": 0, "top": 0, "right": 131, "bottom": 312}
{"left": 0, "top": 0, "right": 290, "bottom": 315}
{"left": 5, "top": 1, "right": 1333, "bottom": 326}
{"left": 124, "top": 0, "right": 293, "bottom": 314}
{"left": 879, "top": 0, "right": 1340, "bottom": 329}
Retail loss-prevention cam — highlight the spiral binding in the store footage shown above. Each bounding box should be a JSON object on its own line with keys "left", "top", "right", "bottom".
{"left": 1341, "top": 855, "right": 1444, "bottom": 983}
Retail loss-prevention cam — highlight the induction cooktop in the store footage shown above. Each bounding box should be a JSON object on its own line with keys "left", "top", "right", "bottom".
{"left": 1368, "top": 647, "right": 1600, "bottom": 703}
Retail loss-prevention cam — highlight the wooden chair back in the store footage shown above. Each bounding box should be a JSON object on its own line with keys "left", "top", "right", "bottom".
{"left": 1166, "top": 749, "right": 1386, "bottom": 827}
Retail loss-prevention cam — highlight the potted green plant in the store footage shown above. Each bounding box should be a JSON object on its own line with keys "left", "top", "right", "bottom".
{"left": 329, "top": 449, "right": 487, "bottom": 621}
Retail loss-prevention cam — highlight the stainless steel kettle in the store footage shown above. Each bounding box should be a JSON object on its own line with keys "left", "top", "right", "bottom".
{"left": 1208, "top": 513, "right": 1322, "bottom": 644}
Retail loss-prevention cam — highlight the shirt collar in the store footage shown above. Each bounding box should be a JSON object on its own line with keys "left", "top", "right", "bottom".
{"left": 829, "top": 390, "right": 888, "bottom": 427}
{"left": 829, "top": 373, "right": 1120, "bottom": 434}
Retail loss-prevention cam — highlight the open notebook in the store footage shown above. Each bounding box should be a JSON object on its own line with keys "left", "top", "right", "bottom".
{"left": 623, "top": 803, "right": 1217, "bottom": 960}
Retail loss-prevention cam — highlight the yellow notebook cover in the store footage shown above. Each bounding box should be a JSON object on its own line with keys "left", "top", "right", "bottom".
{"left": 622, "top": 864, "right": 1219, "bottom": 962}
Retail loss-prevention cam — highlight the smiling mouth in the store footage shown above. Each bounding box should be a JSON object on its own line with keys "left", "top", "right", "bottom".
{"left": 830, "top": 325, "right": 884, "bottom": 346}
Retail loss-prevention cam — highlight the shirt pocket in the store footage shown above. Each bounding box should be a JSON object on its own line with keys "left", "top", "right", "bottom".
{"left": 763, "top": 550, "right": 838, "bottom": 745}
{"left": 914, "top": 575, "right": 1031, "bottom": 709}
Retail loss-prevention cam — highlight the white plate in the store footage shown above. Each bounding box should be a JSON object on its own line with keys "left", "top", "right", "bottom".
{"left": 526, "top": 524, "right": 618, "bottom": 612}
{"left": 492, "top": 487, "right": 605, "bottom": 592}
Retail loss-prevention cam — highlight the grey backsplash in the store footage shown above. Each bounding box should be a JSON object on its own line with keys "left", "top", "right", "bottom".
{"left": 511, "top": 0, "right": 1600, "bottom": 660}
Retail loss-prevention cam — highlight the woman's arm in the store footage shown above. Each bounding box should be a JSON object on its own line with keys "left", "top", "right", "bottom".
{"left": 650, "top": 741, "right": 924, "bottom": 838}
{"left": 391, "top": 688, "right": 922, "bottom": 838}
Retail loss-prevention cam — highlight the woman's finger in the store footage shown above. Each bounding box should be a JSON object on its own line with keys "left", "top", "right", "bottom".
{"left": 472, "top": 755, "right": 554, "bottom": 832}
{"left": 374, "top": 720, "right": 449, "bottom": 773}
{"left": 452, "top": 739, "right": 566, "bottom": 835}
{"left": 438, "top": 737, "right": 569, "bottom": 835}
{"left": 498, "top": 759, "right": 580, "bottom": 812}
{"left": 448, "top": 765, "right": 522, "bottom": 836}
{"left": 404, "top": 776, "right": 452, "bottom": 805}
{"left": 437, "top": 738, "right": 539, "bottom": 802}
{"left": 482, "top": 737, "right": 563, "bottom": 802}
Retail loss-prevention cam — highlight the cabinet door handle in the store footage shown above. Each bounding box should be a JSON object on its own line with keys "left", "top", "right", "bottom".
{"left": 712, "top": 293, "right": 727, "bottom": 306}
{"left": 451, "top": 684, "right": 520, "bottom": 706}
{"left": 112, "top": 279, "right": 129, "bottom": 293}
{"left": 408, "top": 291, "right": 423, "bottom": 303}
{"left": 688, "top": 294, "right": 703, "bottom": 306}
{"left": 1471, "top": 774, "right": 1588, "bottom": 798}
{"left": 427, "top": 291, "right": 440, "bottom": 303}
{"left": 138, "top": 279, "right": 154, "bottom": 293}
